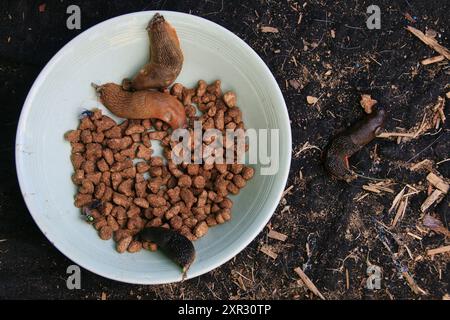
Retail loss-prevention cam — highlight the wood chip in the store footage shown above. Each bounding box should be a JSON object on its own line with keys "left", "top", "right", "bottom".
{"left": 421, "top": 189, "right": 444, "bottom": 212}
{"left": 377, "top": 132, "right": 416, "bottom": 138}
{"left": 268, "top": 230, "right": 288, "bottom": 242}
{"left": 391, "top": 196, "right": 408, "bottom": 228}
{"left": 410, "top": 159, "right": 433, "bottom": 171}
{"left": 294, "top": 267, "right": 325, "bottom": 300}
{"left": 389, "top": 187, "right": 406, "bottom": 213}
{"left": 427, "top": 245, "right": 450, "bottom": 256}
{"left": 407, "top": 232, "right": 422, "bottom": 240}
{"left": 289, "top": 79, "right": 302, "bottom": 90}
{"left": 306, "top": 96, "right": 319, "bottom": 104}
{"left": 291, "top": 55, "right": 298, "bottom": 67}
{"left": 345, "top": 268, "right": 350, "bottom": 290}
{"left": 355, "top": 193, "right": 369, "bottom": 202}
{"left": 421, "top": 55, "right": 445, "bottom": 65}
{"left": 362, "top": 185, "right": 382, "bottom": 193}
{"left": 402, "top": 271, "right": 427, "bottom": 295}
{"left": 362, "top": 181, "right": 395, "bottom": 194}
{"left": 446, "top": 92, "right": 450, "bottom": 99}
{"left": 406, "top": 184, "right": 419, "bottom": 193}
{"left": 261, "top": 26, "right": 279, "bottom": 33}
{"left": 238, "top": 276, "right": 246, "bottom": 290}
{"left": 280, "top": 205, "right": 291, "bottom": 214}
{"left": 433, "top": 97, "right": 446, "bottom": 125}
{"left": 297, "top": 13, "right": 303, "bottom": 25}
{"left": 376, "top": 185, "right": 395, "bottom": 194}
{"left": 260, "top": 245, "right": 278, "bottom": 259}
{"left": 426, "top": 172, "right": 449, "bottom": 194}
{"left": 281, "top": 185, "right": 294, "bottom": 198}
{"left": 360, "top": 94, "right": 377, "bottom": 114}
{"left": 404, "top": 244, "right": 414, "bottom": 260}
{"left": 406, "top": 26, "right": 450, "bottom": 60}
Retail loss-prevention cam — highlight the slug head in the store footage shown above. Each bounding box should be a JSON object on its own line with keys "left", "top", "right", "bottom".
{"left": 92, "top": 82, "right": 128, "bottom": 107}
{"left": 350, "top": 106, "right": 386, "bottom": 146}
{"left": 147, "top": 13, "right": 180, "bottom": 46}
{"left": 147, "top": 13, "right": 166, "bottom": 31}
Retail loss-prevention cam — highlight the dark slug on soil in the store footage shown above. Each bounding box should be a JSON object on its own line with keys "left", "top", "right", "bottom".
{"left": 325, "top": 106, "right": 386, "bottom": 181}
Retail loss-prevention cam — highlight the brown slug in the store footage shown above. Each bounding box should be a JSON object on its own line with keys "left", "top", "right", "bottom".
{"left": 324, "top": 106, "right": 386, "bottom": 181}
{"left": 139, "top": 227, "right": 196, "bottom": 275}
{"left": 93, "top": 82, "right": 186, "bottom": 129}
{"left": 123, "top": 13, "right": 184, "bottom": 91}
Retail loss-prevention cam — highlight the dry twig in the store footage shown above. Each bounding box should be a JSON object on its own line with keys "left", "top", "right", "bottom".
{"left": 391, "top": 195, "right": 408, "bottom": 228}
{"left": 294, "top": 267, "right": 326, "bottom": 300}
{"left": 406, "top": 26, "right": 450, "bottom": 60}
{"left": 426, "top": 172, "right": 449, "bottom": 193}
{"left": 260, "top": 245, "right": 278, "bottom": 259}
{"left": 268, "top": 230, "right": 288, "bottom": 242}
{"left": 421, "top": 55, "right": 445, "bottom": 65}
{"left": 421, "top": 189, "right": 444, "bottom": 212}
{"left": 427, "top": 245, "right": 450, "bottom": 256}
{"left": 389, "top": 187, "right": 406, "bottom": 213}
{"left": 293, "top": 142, "right": 321, "bottom": 158}
{"left": 261, "top": 26, "right": 279, "bottom": 33}
{"left": 402, "top": 271, "right": 428, "bottom": 295}
{"left": 378, "top": 97, "right": 445, "bottom": 142}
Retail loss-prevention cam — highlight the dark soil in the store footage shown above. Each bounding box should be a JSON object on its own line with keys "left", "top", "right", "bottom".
{"left": 0, "top": 0, "right": 448, "bottom": 299}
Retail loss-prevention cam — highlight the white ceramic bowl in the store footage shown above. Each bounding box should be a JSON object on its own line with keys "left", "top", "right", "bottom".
{"left": 15, "top": 11, "right": 291, "bottom": 284}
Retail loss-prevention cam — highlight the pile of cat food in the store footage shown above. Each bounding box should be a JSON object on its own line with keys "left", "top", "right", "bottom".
{"left": 65, "top": 80, "right": 254, "bottom": 254}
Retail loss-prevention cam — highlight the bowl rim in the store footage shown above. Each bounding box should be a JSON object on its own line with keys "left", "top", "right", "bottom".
{"left": 15, "top": 10, "right": 292, "bottom": 284}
